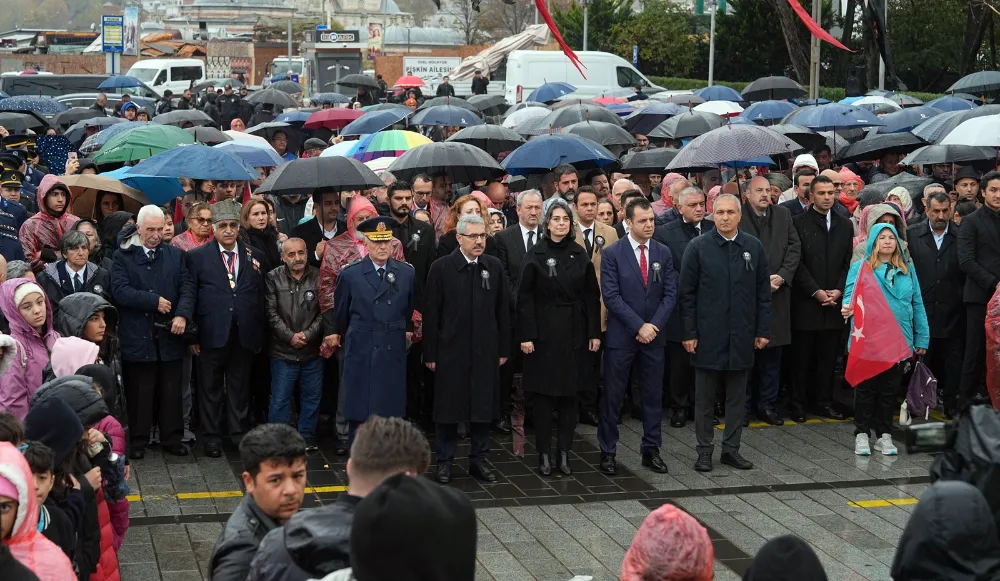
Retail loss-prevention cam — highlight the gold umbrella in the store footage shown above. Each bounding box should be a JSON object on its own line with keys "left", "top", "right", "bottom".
{"left": 63, "top": 174, "right": 150, "bottom": 220}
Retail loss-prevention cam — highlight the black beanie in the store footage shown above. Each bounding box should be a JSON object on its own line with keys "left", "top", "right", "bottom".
{"left": 24, "top": 398, "right": 84, "bottom": 469}
{"left": 743, "top": 534, "right": 828, "bottom": 581}
{"left": 350, "top": 474, "right": 477, "bottom": 581}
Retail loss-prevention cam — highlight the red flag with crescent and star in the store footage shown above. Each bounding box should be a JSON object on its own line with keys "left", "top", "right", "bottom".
{"left": 844, "top": 261, "right": 912, "bottom": 387}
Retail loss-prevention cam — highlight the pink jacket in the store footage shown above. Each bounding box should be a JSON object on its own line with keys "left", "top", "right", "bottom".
{"left": 0, "top": 279, "right": 59, "bottom": 420}
{"left": 95, "top": 415, "right": 129, "bottom": 551}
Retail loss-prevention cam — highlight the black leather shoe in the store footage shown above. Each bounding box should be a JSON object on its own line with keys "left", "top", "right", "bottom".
{"left": 128, "top": 448, "right": 145, "bottom": 460}
{"left": 557, "top": 451, "right": 572, "bottom": 476}
{"left": 714, "top": 402, "right": 725, "bottom": 418}
{"left": 760, "top": 409, "right": 784, "bottom": 426}
{"left": 641, "top": 449, "right": 669, "bottom": 474}
{"left": 742, "top": 416, "right": 750, "bottom": 427}
{"left": 164, "top": 444, "right": 188, "bottom": 457}
{"left": 335, "top": 440, "right": 349, "bottom": 456}
{"left": 790, "top": 409, "right": 807, "bottom": 423}
{"left": 815, "top": 406, "right": 846, "bottom": 421}
{"left": 581, "top": 410, "right": 599, "bottom": 427}
{"left": 694, "top": 452, "right": 713, "bottom": 472}
{"left": 435, "top": 463, "right": 452, "bottom": 484}
{"left": 713, "top": 416, "right": 720, "bottom": 426}
{"left": 599, "top": 453, "right": 617, "bottom": 475}
{"left": 670, "top": 410, "right": 686, "bottom": 428}
{"left": 538, "top": 453, "right": 552, "bottom": 476}
{"left": 721, "top": 451, "right": 753, "bottom": 470}
{"left": 492, "top": 415, "right": 512, "bottom": 435}
{"left": 203, "top": 442, "right": 222, "bottom": 458}
{"left": 469, "top": 462, "right": 497, "bottom": 483}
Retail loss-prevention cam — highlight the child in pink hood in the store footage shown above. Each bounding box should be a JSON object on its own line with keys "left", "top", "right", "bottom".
{"left": 0, "top": 279, "right": 59, "bottom": 420}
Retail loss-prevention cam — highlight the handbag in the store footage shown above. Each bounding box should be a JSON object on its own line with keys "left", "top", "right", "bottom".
{"left": 901, "top": 356, "right": 938, "bottom": 425}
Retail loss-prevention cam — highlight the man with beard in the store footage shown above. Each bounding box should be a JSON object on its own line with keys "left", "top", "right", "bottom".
{"left": 423, "top": 214, "right": 510, "bottom": 484}
{"left": 587, "top": 169, "right": 610, "bottom": 200}
{"left": 954, "top": 166, "right": 980, "bottom": 203}
{"left": 292, "top": 189, "right": 342, "bottom": 268}
{"left": 870, "top": 151, "right": 906, "bottom": 182}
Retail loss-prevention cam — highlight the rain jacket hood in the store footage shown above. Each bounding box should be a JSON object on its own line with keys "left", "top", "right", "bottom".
{"left": 35, "top": 174, "right": 71, "bottom": 220}
{"left": 743, "top": 534, "right": 828, "bottom": 581}
{"left": 0, "top": 441, "right": 76, "bottom": 581}
{"left": 891, "top": 481, "right": 1000, "bottom": 581}
{"left": 30, "top": 374, "right": 109, "bottom": 428}
{"left": 852, "top": 203, "right": 908, "bottom": 260}
{"left": 49, "top": 336, "right": 99, "bottom": 377}
{"left": 99, "top": 211, "right": 134, "bottom": 250}
{"left": 0, "top": 278, "right": 59, "bottom": 420}
{"left": 18, "top": 176, "right": 79, "bottom": 270}
{"left": 54, "top": 291, "right": 117, "bottom": 339}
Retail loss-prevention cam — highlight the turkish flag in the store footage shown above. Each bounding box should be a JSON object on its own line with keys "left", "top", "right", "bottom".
{"left": 844, "top": 261, "right": 912, "bottom": 387}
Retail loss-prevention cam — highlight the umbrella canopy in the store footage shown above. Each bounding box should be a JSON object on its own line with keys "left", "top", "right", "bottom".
{"left": 79, "top": 120, "right": 151, "bottom": 154}
{"left": 223, "top": 130, "right": 270, "bottom": 144}
{"left": 34, "top": 134, "right": 73, "bottom": 175}
{"left": 885, "top": 92, "right": 924, "bottom": 107}
{"left": 740, "top": 76, "right": 806, "bottom": 101}
{"left": 309, "top": 92, "right": 351, "bottom": 105}
{"left": 693, "top": 85, "right": 744, "bottom": 102}
{"left": 594, "top": 96, "right": 627, "bottom": 105}
{"left": 366, "top": 102, "right": 412, "bottom": 112}
{"left": 0, "top": 95, "right": 68, "bottom": 114}
{"left": 538, "top": 104, "right": 625, "bottom": 129}
{"left": 663, "top": 93, "right": 705, "bottom": 106}
{"left": 303, "top": 108, "right": 364, "bottom": 130}
{"left": 781, "top": 103, "right": 885, "bottom": 130}
{"left": 666, "top": 124, "right": 801, "bottom": 171}
{"left": 274, "top": 111, "right": 314, "bottom": 125}
{"left": 248, "top": 87, "right": 299, "bottom": 108}
{"left": 500, "top": 134, "right": 616, "bottom": 175}
{"left": 817, "top": 130, "right": 852, "bottom": 154}
{"left": 563, "top": 120, "right": 636, "bottom": 148}
{"left": 192, "top": 78, "right": 245, "bottom": 92}
{"left": 346, "top": 130, "right": 432, "bottom": 162}
{"left": 925, "top": 96, "right": 978, "bottom": 112}
{"left": 865, "top": 173, "right": 932, "bottom": 198}
{"left": 740, "top": 100, "right": 798, "bottom": 125}
{"left": 319, "top": 140, "right": 360, "bottom": 158}
{"left": 100, "top": 166, "right": 184, "bottom": 205}
{"left": 851, "top": 95, "right": 903, "bottom": 111}
{"left": 693, "top": 101, "right": 744, "bottom": 117}
{"left": 649, "top": 111, "right": 726, "bottom": 140}
{"left": 946, "top": 71, "right": 1000, "bottom": 95}
{"left": 97, "top": 75, "right": 143, "bottom": 90}
{"left": 64, "top": 116, "right": 125, "bottom": 144}
{"left": 214, "top": 141, "right": 285, "bottom": 167}
{"left": 550, "top": 98, "right": 599, "bottom": 109}
{"left": 418, "top": 96, "right": 477, "bottom": 111}
{"left": 901, "top": 144, "right": 996, "bottom": 166}
{"left": 91, "top": 124, "right": 196, "bottom": 165}
{"left": 270, "top": 80, "right": 305, "bottom": 94}
{"left": 340, "top": 108, "right": 412, "bottom": 136}
{"left": 866, "top": 89, "right": 891, "bottom": 97}
{"left": 513, "top": 114, "right": 557, "bottom": 137}
{"left": 337, "top": 74, "right": 380, "bottom": 89}
{"left": 502, "top": 106, "right": 549, "bottom": 128}
{"left": 127, "top": 144, "right": 258, "bottom": 181}
{"left": 919, "top": 105, "right": 1000, "bottom": 143}
{"left": 410, "top": 105, "right": 484, "bottom": 127}
{"left": 502, "top": 101, "right": 548, "bottom": 119}
{"left": 467, "top": 94, "right": 506, "bottom": 115}
{"left": 0, "top": 111, "right": 47, "bottom": 132}
{"left": 939, "top": 115, "right": 1000, "bottom": 147}
{"left": 606, "top": 103, "right": 636, "bottom": 117}
{"left": 446, "top": 125, "right": 524, "bottom": 157}
{"left": 877, "top": 106, "right": 943, "bottom": 134}
{"left": 51, "top": 108, "right": 105, "bottom": 130}
{"left": 63, "top": 173, "right": 149, "bottom": 218}
{"left": 152, "top": 109, "right": 215, "bottom": 127}
{"left": 364, "top": 156, "right": 397, "bottom": 174}
{"left": 185, "top": 126, "right": 232, "bottom": 145}
{"left": 386, "top": 141, "right": 504, "bottom": 183}
{"left": 527, "top": 82, "right": 576, "bottom": 103}
{"left": 725, "top": 116, "right": 756, "bottom": 125}
{"left": 258, "top": 156, "right": 383, "bottom": 196}
{"left": 835, "top": 132, "right": 927, "bottom": 163}
{"left": 620, "top": 148, "right": 680, "bottom": 173}
{"left": 393, "top": 75, "right": 425, "bottom": 88}
{"left": 623, "top": 102, "right": 683, "bottom": 135}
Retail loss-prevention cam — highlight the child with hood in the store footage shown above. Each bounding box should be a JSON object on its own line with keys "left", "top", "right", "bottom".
{"left": 18, "top": 175, "right": 79, "bottom": 272}
{"left": 0, "top": 279, "right": 59, "bottom": 420}
{"left": 20, "top": 441, "right": 75, "bottom": 561}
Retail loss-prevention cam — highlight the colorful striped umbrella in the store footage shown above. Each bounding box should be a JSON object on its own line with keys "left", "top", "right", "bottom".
{"left": 346, "top": 130, "right": 431, "bottom": 162}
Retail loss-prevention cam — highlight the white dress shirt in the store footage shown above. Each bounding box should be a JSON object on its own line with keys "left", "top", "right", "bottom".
{"left": 718, "top": 230, "right": 738, "bottom": 242}
{"left": 627, "top": 233, "right": 649, "bottom": 265}
{"left": 519, "top": 223, "right": 538, "bottom": 251}
{"left": 219, "top": 243, "right": 239, "bottom": 281}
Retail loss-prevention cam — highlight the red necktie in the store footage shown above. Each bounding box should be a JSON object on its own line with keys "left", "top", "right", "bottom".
{"left": 639, "top": 244, "right": 648, "bottom": 286}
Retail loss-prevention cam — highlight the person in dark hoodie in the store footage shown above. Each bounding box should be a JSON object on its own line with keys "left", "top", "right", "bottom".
{"left": 891, "top": 480, "right": 1000, "bottom": 581}
{"left": 247, "top": 416, "right": 431, "bottom": 581}
{"left": 742, "top": 534, "right": 828, "bottom": 581}
{"left": 20, "top": 441, "right": 76, "bottom": 562}
{"left": 94, "top": 211, "right": 134, "bottom": 271}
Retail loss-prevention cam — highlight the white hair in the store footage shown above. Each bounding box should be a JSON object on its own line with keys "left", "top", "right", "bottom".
{"left": 613, "top": 178, "right": 636, "bottom": 191}
{"left": 714, "top": 193, "right": 742, "bottom": 212}
{"left": 677, "top": 186, "right": 704, "bottom": 206}
{"left": 456, "top": 214, "right": 485, "bottom": 235}
{"left": 516, "top": 189, "right": 542, "bottom": 208}
{"left": 136, "top": 205, "right": 164, "bottom": 227}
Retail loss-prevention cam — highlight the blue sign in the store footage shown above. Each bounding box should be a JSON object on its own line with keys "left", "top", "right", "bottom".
{"left": 632, "top": 45, "right": 638, "bottom": 67}
{"left": 289, "top": 73, "right": 300, "bottom": 84}
{"left": 102, "top": 15, "right": 124, "bottom": 54}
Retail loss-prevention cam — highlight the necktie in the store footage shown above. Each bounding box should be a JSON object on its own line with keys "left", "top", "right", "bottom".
{"left": 526, "top": 230, "right": 535, "bottom": 251}
{"left": 695, "top": 223, "right": 701, "bottom": 235}
{"left": 73, "top": 273, "right": 82, "bottom": 293}
{"left": 224, "top": 251, "right": 236, "bottom": 288}
{"left": 378, "top": 267, "right": 385, "bottom": 281}
{"left": 147, "top": 249, "right": 155, "bottom": 262}
{"left": 639, "top": 244, "right": 648, "bottom": 286}
{"left": 583, "top": 228, "right": 593, "bottom": 254}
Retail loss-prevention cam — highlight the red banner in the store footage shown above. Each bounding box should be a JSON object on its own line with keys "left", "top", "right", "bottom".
{"left": 787, "top": 0, "right": 855, "bottom": 52}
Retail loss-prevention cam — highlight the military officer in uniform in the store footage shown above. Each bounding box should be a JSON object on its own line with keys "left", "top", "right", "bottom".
{"left": 0, "top": 169, "right": 26, "bottom": 262}
{"left": 330, "top": 216, "right": 416, "bottom": 438}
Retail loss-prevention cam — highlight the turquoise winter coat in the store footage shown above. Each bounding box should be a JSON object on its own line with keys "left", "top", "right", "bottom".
{"left": 842, "top": 223, "right": 930, "bottom": 357}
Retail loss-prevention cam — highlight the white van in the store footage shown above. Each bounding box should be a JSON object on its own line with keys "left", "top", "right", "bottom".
{"left": 127, "top": 58, "right": 206, "bottom": 96}
{"left": 503, "top": 50, "right": 665, "bottom": 103}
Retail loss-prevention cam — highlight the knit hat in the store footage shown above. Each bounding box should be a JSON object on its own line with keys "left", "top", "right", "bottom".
{"left": 212, "top": 198, "right": 241, "bottom": 223}
{"left": 792, "top": 153, "right": 819, "bottom": 171}
{"left": 743, "top": 534, "right": 828, "bottom": 581}
{"left": 351, "top": 473, "right": 477, "bottom": 581}
{"left": 764, "top": 172, "right": 792, "bottom": 192}
{"left": 621, "top": 504, "right": 714, "bottom": 581}
{"left": 887, "top": 186, "right": 913, "bottom": 213}
{"left": 12, "top": 282, "right": 43, "bottom": 307}
{"left": 24, "top": 398, "right": 84, "bottom": 468}
{"left": 0, "top": 473, "right": 16, "bottom": 500}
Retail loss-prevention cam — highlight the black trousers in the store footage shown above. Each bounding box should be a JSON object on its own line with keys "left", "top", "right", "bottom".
{"left": 791, "top": 329, "right": 841, "bottom": 412}
{"left": 499, "top": 339, "right": 522, "bottom": 417}
{"left": 666, "top": 341, "right": 695, "bottom": 411}
{"left": 578, "top": 343, "right": 602, "bottom": 415}
{"left": 198, "top": 329, "right": 253, "bottom": 445}
{"left": 854, "top": 363, "right": 903, "bottom": 437}
{"left": 123, "top": 359, "right": 183, "bottom": 450}
{"left": 928, "top": 335, "right": 964, "bottom": 409}
{"left": 960, "top": 303, "right": 987, "bottom": 403}
{"left": 531, "top": 393, "right": 576, "bottom": 454}
{"left": 435, "top": 422, "right": 490, "bottom": 464}
{"left": 248, "top": 353, "right": 271, "bottom": 427}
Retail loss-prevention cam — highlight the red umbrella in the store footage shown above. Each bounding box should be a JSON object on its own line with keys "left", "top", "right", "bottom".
{"left": 594, "top": 96, "right": 627, "bottom": 105}
{"left": 303, "top": 108, "right": 365, "bottom": 130}
{"left": 394, "top": 75, "right": 425, "bottom": 89}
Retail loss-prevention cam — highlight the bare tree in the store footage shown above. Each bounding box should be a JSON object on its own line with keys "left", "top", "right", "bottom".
{"left": 768, "top": 0, "right": 810, "bottom": 83}
{"left": 445, "top": 0, "right": 489, "bottom": 45}
{"left": 486, "top": 0, "right": 535, "bottom": 37}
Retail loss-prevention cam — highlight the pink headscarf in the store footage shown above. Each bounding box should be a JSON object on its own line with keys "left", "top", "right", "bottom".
{"left": 470, "top": 190, "right": 491, "bottom": 209}
{"left": 621, "top": 504, "right": 713, "bottom": 581}
{"left": 659, "top": 173, "right": 686, "bottom": 208}
{"left": 840, "top": 166, "right": 864, "bottom": 191}
{"left": 706, "top": 185, "right": 722, "bottom": 214}
{"left": 230, "top": 118, "right": 245, "bottom": 132}
{"left": 347, "top": 196, "right": 377, "bottom": 256}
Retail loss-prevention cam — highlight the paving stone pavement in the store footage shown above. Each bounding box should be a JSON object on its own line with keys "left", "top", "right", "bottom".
{"left": 119, "top": 416, "right": 935, "bottom": 581}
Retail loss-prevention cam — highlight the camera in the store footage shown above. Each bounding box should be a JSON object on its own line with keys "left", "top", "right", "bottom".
{"left": 903, "top": 422, "right": 949, "bottom": 454}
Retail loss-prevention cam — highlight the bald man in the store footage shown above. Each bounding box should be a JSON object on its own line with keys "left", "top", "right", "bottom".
{"left": 611, "top": 179, "right": 636, "bottom": 212}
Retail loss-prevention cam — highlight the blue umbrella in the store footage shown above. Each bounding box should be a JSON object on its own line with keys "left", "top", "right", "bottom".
{"left": 79, "top": 121, "right": 155, "bottom": 155}
{"left": 0, "top": 95, "right": 68, "bottom": 114}
{"left": 606, "top": 103, "right": 636, "bottom": 117}
{"left": 126, "top": 144, "right": 259, "bottom": 181}
{"left": 839, "top": 96, "right": 863, "bottom": 105}
{"left": 527, "top": 82, "right": 576, "bottom": 103}
{"left": 340, "top": 109, "right": 411, "bottom": 136}
{"left": 725, "top": 116, "right": 756, "bottom": 125}
{"left": 694, "top": 85, "right": 744, "bottom": 102}
{"left": 270, "top": 73, "right": 292, "bottom": 82}
{"left": 500, "top": 134, "right": 616, "bottom": 175}
{"left": 740, "top": 100, "right": 798, "bottom": 124}
{"left": 734, "top": 155, "right": 776, "bottom": 167}
{"left": 35, "top": 135, "right": 73, "bottom": 175}
{"left": 64, "top": 116, "right": 128, "bottom": 145}
{"left": 877, "top": 106, "right": 943, "bottom": 133}
{"left": 925, "top": 96, "right": 978, "bottom": 112}
{"left": 410, "top": 105, "right": 483, "bottom": 128}
{"left": 274, "top": 111, "right": 313, "bottom": 125}
{"left": 101, "top": 166, "right": 185, "bottom": 205}
{"left": 98, "top": 75, "right": 144, "bottom": 90}
{"left": 310, "top": 92, "right": 350, "bottom": 105}
{"left": 624, "top": 102, "right": 683, "bottom": 135}
{"left": 781, "top": 103, "right": 884, "bottom": 130}
{"left": 214, "top": 141, "right": 284, "bottom": 167}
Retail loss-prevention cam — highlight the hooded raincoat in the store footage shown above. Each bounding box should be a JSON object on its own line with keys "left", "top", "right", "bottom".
{"left": 0, "top": 278, "right": 59, "bottom": 420}
{"left": 18, "top": 175, "right": 80, "bottom": 272}
{"left": 852, "top": 203, "right": 909, "bottom": 261}
{"left": 0, "top": 442, "right": 76, "bottom": 581}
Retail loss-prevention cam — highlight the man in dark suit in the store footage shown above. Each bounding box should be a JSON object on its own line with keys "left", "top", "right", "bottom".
{"left": 909, "top": 191, "right": 965, "bottom": 416}
{"left": 598, "top": 198, "right": 676, "bottom": 475}
{"left": 613, "top": 190, "right": 645, "bottom": 240}
{"left": 494, "top": 189, "right": 542, "bottom": 434}
{"left": 790, "top": 175, "right": 852, "bottom": 422}
{"left": 292, "top": 190, "right": 344, "bottom": 268}
{"left": 779, "top": 170, "right": 816, "bottom": 218}
{"left": 653, "top": 185, "right": 714, "bottom": 428}
{"left": 187, "top": 199, "right": 267, "bottom": 458}
{"left": 957, "top": 170, "right": 1000, "bottom": 405}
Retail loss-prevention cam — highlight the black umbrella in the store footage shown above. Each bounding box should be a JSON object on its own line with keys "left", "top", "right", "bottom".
{"left": 540, "top": 104, "right": 625, "bottom": 129}
{"left": 563, "top": 121, "right": 636, "bottom": 148}
{"left": 467, "top": 94, "right": 507, "bottom": 115}
{"left": 192, "top": 78, "right": 245, "bottom": 92}
{"left": 649, "top": 111, "right": 725, "bottom": 140}
{"left": 623, "top": 103, "right": 683, "bottom": 135}
{"left": 270, "top": 80, "right": 305, "bottom": 94}
{"left": 836, "top": 132, "right": 927, "bottom": 163}
{"left": 818, "top": 130, "right": 852, "bottom": 154}
{"left": 666, "top": 124, "right": 801, "bottom": 171}
{"left": 551, "top": 98, "right": 599, "bottom": 109}
{"left": 740, "top": 76, "right": 807, "bottom": 102}
{"left": 248, "top": 87, "right": 299, "bottom": 108}
{"left": 418, "top": 96, "right": 477, "bottom": 112}
{"left": 185, "top": 126, "right": 232, "bottom": 145}
{"left": 620, "top": 148, "right": 680, "bottom": 173}
{"left": 901, "top": 144, "right": 996, "bottom": 166}
{"left": 865, "top": 173, "right": 932, "bottom": 198}
{"left": 256, "top": 156, "right": 382, "bottom": 196}
{"left": 514, "top": 114, "right": 556, "bottom": 137}
{"left": 768, "top": 124, "right": 826, "bottom": 150}
{"left": 927, "top": 104, "right": 1000, "bottom": 144}
{"left": 366, "top": 103, "right": 411, "bottom": 112}
{"left": 946, "top": 71, "right": 1000, "bottom": 95}
{"left": 386, "top": 141, "right": 504, "bottom": 183}
{"left": 153, "top": 109, "right": 215, "bottom": 127}
{"left": 446, "top": 124, "right": 524, "bottom": 157}
{"left": 52, "top": 108, "right": 105, "bottom": 130}
{"left": 663, "top": 93, "right": 705, "bottom": 106}
{"left": 337, "top": 74, "right": 380, "bottom": 89}
{"left": 0, "top": 111, "right": 47, "bottom": 132}
{"left": 247, "top": 121, "right": 303, "bottom": 152}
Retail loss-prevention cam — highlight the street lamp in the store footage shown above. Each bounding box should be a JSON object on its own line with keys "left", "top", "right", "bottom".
{"left": 582, "top": 0, "right": 588, "bottom": 52}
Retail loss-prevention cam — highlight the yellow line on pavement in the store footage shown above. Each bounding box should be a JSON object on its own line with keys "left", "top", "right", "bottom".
{"left": 126, "top": 485, "right": 347, "bottom": 502}
{"left": 848, "top": 498, "right": 918, "bottom": 508}
{"left": 715, "top": 417, "right": 850, "bottom": 430}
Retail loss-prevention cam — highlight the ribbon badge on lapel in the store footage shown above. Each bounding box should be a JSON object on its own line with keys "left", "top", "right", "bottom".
{"left": 595, "top": 235, "right": 605, "bottom": 252}
{"left": 546, "top": 257, "right": 557, "bottom": 278}
{"left": 408, "top": 232, "right": 421, "bottom": 249}
{"left": 386, "top": 271, "right": 397, "bottom": 292}
{"left": 481, "top": 268, "right": 490, "bottom": 290}
{"left": 743, "top": 251, "right": 753, "bottom": 272}
{"left": 651, "top": 261, "right": 661, "bottom": 283}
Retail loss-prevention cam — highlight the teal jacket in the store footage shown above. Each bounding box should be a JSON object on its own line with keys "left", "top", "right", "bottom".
{"left": 843, "top": 223, "right": 930, "bottom": 356}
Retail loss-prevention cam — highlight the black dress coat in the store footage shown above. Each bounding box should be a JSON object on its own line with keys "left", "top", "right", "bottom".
{"left": 739, "top": 203, "right": 801, "bottom": 346}
{"left": 908, "top": 221, "right": 965, "bottom": 339}
{"left": 436, "top": 230, "right": 499, "bottom": 261}
{"left": 186, "top": 241, "right": 267, "bottom": 352}
{"left": 390, "top": 215, "right": 435, "bottom": 309}
{"left": 516, "top": 237, "right": 600, "bottom": 397}
{"left": 653, "top": 219, "right": 714, "bottom": 342}
{"left": 957, "top": 206, "right": 1000, "bottom": 305}
{"left": 423, "top": 248, "right": 511, "bottom": 424}
{"left": 495, "top": 224, "right": 534, "bottom": 311}
{"left": 791, "top": 208, "right": 853, "bottom": 331}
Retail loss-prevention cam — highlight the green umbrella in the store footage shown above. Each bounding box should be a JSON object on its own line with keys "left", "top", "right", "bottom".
{"left": 92, "top": 124, "right": 196, "bottom": 165}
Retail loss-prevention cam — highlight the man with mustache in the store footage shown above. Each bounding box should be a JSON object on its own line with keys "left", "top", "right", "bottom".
{"left": 264, "top": 238, "right": 324, "bottom": 450}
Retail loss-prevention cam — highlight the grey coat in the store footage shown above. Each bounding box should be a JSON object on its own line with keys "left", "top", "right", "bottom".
{"left": 739, "top": 203, "right": 801, "bottom": 346}
{"left": 210, "top": 495, "right": 280, "bottom": 581}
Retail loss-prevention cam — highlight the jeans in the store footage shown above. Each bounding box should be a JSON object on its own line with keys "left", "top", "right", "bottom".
{"left": 269, "top": 357, "right": 324, "bottom": 439}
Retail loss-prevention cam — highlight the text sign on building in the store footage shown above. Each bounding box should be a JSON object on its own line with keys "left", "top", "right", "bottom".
{"left": 306, "top": 30, "right": 359, "bottom": 43}
{"left": 102, "top": 15, "right": 124, "bottom": 53}
{"left": 403, "top": 57, "right": 462, "bottom": 83}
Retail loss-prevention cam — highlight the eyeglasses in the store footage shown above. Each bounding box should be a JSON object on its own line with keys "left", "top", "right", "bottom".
{"left": 459, "top": 233, "right": 488, "bottom": 240}
{"left": 190, "top": 217, "right": 211, "bottom": 224}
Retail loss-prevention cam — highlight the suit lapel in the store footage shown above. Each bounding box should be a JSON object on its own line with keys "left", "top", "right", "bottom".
{"left": 374, "top": 260, "right": 394, "bottom": 300}
{"left": 621, "top": 236, "right": 644, "bottom": 287}
{"left": 361, "top": 258, "right": 381, "bottom": 293}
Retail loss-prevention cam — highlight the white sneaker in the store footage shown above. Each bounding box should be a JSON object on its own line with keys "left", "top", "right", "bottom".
{"left": 873, "top": 433, "right": 897, "bottom": 456}
{"left": 855, "top": 433, "right": 871, "bottom": 456}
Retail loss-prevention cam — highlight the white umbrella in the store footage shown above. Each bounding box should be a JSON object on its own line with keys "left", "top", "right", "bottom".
{"left": 319, "top": 140, "right": 359, "bottom": 157}
{"left": 852, "top": 96, "right": 902, "bottom": 110}
{"left": 502, "top": 106, "right": 549, "bottom": 128}
{"left": 693, "top": 101, "right": 744, "bottom": 117}
{"left": 223, "top": 130, "right": 269, "bottom": 144}
{"left": 365, "top": 157, "right": 399, "bottom": 174}
{"left": 939, "top": 115, "right": 1000, "bottom": 147}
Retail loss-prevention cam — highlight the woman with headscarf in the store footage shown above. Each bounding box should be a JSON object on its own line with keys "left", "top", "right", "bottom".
{"left": 705, "top": 185, "right": 721, "bottom": 215}
{"left": 851, "top": 203, "right": 908, "bottom": 261}
{"left": 93, "top": 192, "right": 124, "bottom": 230}
{"left": 230, "top": 118, "right": 245, "bottom": 132}
{"left": 73, "top": 219, "right": 101, "bottom": 257}
{"left": 436, "top": 194, "right": 498, "bottom": 260}
{"left": 170, "top": 202, "right": 213, "bottom": 253}
{"left": 486, "top": 208, "right": 506, "bottom": 235}
{"left": 621, "top": 504, "right": 713, "bottom": 581}
{"left": 0, "top": 279, "right": 58, "bottom": 420}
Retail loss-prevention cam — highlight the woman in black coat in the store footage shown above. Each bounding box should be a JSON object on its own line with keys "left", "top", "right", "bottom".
{"left": 240, "top": 197, "right": 284, "bottom": 275}
{"left": 516, "top": 197, "right": 600, "bottom": 476}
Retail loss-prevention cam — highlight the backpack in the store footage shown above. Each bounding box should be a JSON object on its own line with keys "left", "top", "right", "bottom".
{"left": 900, "top": 357, "right": 937, "bottom": 425}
